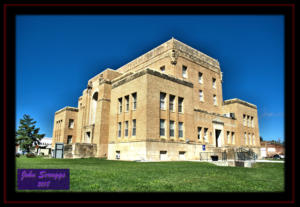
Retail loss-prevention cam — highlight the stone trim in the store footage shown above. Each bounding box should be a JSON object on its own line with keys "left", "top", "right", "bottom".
{"left": 99, "top": 79, "right": 112, "bottom": 85}
{"left": 55, "top": 106, "right": 78, "bottom": 114}
{"left": 99, "top": 98, "right": 110, "bottom": 102}
{"left": 212, "top": 120, "right": 224, "bottom": 125}
{"left": 117, "top": 38, "right": 220, "bottom": 74}
{"left": 112, "top": 68, "right": 193, "bottom": 89}
{"left": 223, "top": 98, "right": 257, "bottom": 109}
{"left": 194, "top": 108, "right": 235, "bottom": 120}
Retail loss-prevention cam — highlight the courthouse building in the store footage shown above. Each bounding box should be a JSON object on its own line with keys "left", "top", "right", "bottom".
{"left": 52, "top": 38, "right": 261, "bottom": 161}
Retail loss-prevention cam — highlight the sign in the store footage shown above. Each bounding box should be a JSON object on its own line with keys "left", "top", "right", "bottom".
{"left": 202, "top": 145, "right": 206, "bottom": 151}
{"left": 17, "top": 169, "right": 69, "bottom": 190}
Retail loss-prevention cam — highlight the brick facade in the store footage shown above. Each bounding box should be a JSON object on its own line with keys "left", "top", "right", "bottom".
{"left": 52, "top": 38, "right": 261, "bottom": 160}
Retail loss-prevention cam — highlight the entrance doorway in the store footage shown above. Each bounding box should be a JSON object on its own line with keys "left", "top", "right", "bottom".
{"left": 215, "top": 129, "right": 222, "bottom": 147}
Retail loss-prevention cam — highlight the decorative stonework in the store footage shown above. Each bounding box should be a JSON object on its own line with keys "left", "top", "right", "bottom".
{"left": 112, "top": 68, "right": 193, "bottom": 89}
{"left": 169, "top": 49, "right": 178, "bottom": 65}
{"left": 55, "top": 106, "right": 78, "bottom": 114}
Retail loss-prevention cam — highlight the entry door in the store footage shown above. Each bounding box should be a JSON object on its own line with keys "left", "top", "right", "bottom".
{"left": 215, "top": 129, "right": 222, "bottom": 147}
{"left": 55, "top": 143, "right": 64, "bottom": 159}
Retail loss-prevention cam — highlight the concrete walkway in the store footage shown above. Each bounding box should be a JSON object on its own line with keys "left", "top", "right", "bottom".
{"left": 255, "top": 160, "right": 284, "bottom": 163}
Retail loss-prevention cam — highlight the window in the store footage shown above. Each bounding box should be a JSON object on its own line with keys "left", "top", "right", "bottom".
{"left": 169, "top": 121, "right": 175, "bottom": 137}
{"left": 118, "top": 122, "right": 121, "bottom": 138}
{"left": 160, "top": 66, "right": 165, "bottom": 72}
{"left": 160, "top": 92, "right": 166, "bottom": 110}
{"left": 198, "top": 72, "right": 203, "bottom": 84}
{"left": 243, "top": 114, "right": 246, "bottom": 126}
{"left": 204, "top": 128, "right": 208, "bottom": 142}
{"left": 213, "top": 94, "right": 217, "bottom": 105}
{"left": 231, "top": 132, "right": 235, "bottom": 144}
{"left": 199, "top": 90, "right": 204, "bottom": 102}
{"left": 68, "top": 119, "right": 74, "bottom": 128}
{"left": 178, "top": 97, "right": 184, "bottom": 113}
{"left": 247, "top": 115, "right": 250, "bottom": 127}
{"left": 197, "top": 127, "right": 202, "bottom": 140}
{"left": 169, "top": 95, "right": 175, "bottom": 112}
{"left": 118, "top": 98, "right": 122, "bottom": 113}
{"left": 244, "top": 133, "right": 247, "bottom": 145}
{"left": 227, "top": 131, "right": 230, "bottom": 144}
{"left": 132, "top": 119, "right": 136, "bottom": 136}
{"left": 160, "top": 119, "right": 165, "bottom": 136}
{"left": 212, "top": 78, "right": 216, "bottom": 88}
{"left": 178, "top": 122, "right": 184, "bottom": 138}
{"left": 251, "top": 116, "right": 254, "bottom": 127}
{"left": 67, "top": 135, "right": 72, "bottom": 144}
{"left": 253, "top": 134, "right": 256, "bottom": 145}
{"left": 132, "top": 93, "right": 137, "bottom": 110}
{"left": 182, "top": 65, "right": 187, "bottom": 78}
{"left": 124, "top": 121, "right": 129, "bottom": 137}
{"left": 125, "top": 96, "right": 129, "bottom": 112}
{"left": 249, "top": 133, "right": 252, "bottom": 145}
{"left": 116, "top": 151, "right": 120, "bottom": 159}
{"left": 85, "top": 132, "right": 91, "bottom": 141}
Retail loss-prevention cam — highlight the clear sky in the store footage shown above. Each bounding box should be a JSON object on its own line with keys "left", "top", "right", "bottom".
{"left": 16, "top": 15, "right": 284, "bottom": 142}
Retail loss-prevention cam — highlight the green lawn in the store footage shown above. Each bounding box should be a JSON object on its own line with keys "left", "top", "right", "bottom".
{"left": 16, "top": 156, "right": 284, "bottom": 192}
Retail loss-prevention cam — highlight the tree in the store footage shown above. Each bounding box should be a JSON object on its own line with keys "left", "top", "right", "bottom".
{"left": 16, "top": 114, "right": 45, "bottom": 153}
{"left": 260, "top": 136, "right": 264, "bottom": 142}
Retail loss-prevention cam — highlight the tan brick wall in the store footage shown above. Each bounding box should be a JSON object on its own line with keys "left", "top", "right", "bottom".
{"left": 51, "top": 38, "right": 261, "bottom": 161}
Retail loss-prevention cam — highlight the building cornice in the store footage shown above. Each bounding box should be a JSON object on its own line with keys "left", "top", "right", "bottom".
{"left": 112, "top": 68, "right": 193, "bottom": 89}
{"left": 116, "top": 38, "right": 220, "bottom": 74}
{"left": 55, "top": 106, "right": 78, "bottom": 114}
{"left": 223, "top": 98, "right": 257, "bottom": 109}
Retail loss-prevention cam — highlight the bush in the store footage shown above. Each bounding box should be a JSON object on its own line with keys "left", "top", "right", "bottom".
{"left": 26, "top": 153, "right": 36, "bottom": 158}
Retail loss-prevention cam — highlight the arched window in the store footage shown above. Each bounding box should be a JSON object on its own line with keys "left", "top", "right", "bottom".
{"left": 90, "top": 92, "right": 98, "bottom": 124}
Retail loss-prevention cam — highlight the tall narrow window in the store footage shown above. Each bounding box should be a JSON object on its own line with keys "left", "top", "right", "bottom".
{"left": 231, "top": 132, "right": 235, "bottom": 144}
{"left": 68, "top": 119, "right": 74, "bottom": 128}
{"left": 197, "top": 127, "right": 202, "bottom": 140}
{"left": 253, "top": 134, "right": 256, "bottom": 145}
{"left": 178, "top": 97, "right": 184, "bottom": 113}
{"left": 249, "top": 133, "right": 252, "bottom": 145}
{"left": 251, "top": 116, "right": 254, "bottom": 127}
{"left": 245, "top": 133, "right": 247, "bottom": 145}
{"left": 199, "top": 90, "right": 204, "bottom": 102}
{"left": 212, "top": 78, "right": 216, "bottom": 88}
{"left": 160, "top": 119, "right": 165, "bottom": 136}
{"left": 160, "top": 92, "right": 166, "bottom": 110}
{"left": 227, "top": 131, "right": 230, "bottom": 144}
{"left": 213, "top": 94, "right": 217, "bottom": 105}
{"left": 243, "top": 114, "right": 246, "bottom": 126}
{"left": 67, "top": 135, "right": 72, "bottom": 144}
{"left": 178, "top": 122, "right": 184, "bottom": 138}
{"left": 132, "top": 119, "right": 136, "bottom": 136}
{"left": 90, "top": 92, "right": 98, "bottom": 124}
{"left": 125, "top": 96, "right": 129, "bottom": 112}
{"left": 169, "top": 121, "right": 175, "bottom": 137}
{"left": 247, "top": 115, "right": 250, "bottom": 127}
{"left": 118, "top": 122, "right": 121, "bottom": 138}
{"left": 132, "top": 92, "right": 137, "bottom": 110}
{"left": 169, "top": 95, "right": 175, "bottom": 112}
{"left": 118, "top": 98, "right": 122, "bottom": 113}
{"left": 125, "top": 121, "right": 128, "bottom": 137}
{"left": 160, "top": 66, "right": 165, "bottom": 73}
{"left": 204, "top": 128, "right": 208, "bottom": 142}
{"left": 182, "top": 65, "right": 187, "bottom": 78}
{"left": 198, "top": 72, "right": 203, "bottom": 84}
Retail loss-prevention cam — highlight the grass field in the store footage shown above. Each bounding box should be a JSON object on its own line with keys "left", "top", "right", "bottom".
{"left": 16, "top": 156, "right": 284, "bottom": 192}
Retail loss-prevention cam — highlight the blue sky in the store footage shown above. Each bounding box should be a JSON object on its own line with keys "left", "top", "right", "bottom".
{"left": 16, "top": 15, "right": 284, "bottom": 142}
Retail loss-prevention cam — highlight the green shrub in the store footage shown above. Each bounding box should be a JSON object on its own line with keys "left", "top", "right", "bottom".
{"left": 26, "top": 153, "right": 36, "bottom": 158}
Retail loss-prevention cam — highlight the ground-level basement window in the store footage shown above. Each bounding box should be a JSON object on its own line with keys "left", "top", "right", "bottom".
{"left": 116, "top": 151, "right": 120, "bottom": 159}
{"left": 160, "top": 151, "right": 167, "bottom": 160}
